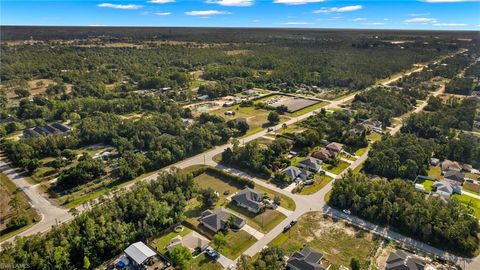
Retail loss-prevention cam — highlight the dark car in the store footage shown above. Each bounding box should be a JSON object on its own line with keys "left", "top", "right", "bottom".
{"left": 290, "top": 219, "right": 298, "bottom": 226}
{"left": 205, "top": 248, "right": 220, "bottom": 259}
{"left": 283, "top": 224, "right": 292, "bottom": 232}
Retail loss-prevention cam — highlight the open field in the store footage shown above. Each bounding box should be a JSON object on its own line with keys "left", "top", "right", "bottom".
{"left": 269, "top": 212, "right": 382, "bottom": 269}
{"left": 227, "top": 203, "right": 286, "bottom": 233}
{"left": 453, "top": 194, "right": 480, "bottom": 219}
{"left": 222, "top": 230, "right": 257, "bottom": 259}
{"left": 322, "top": 160, "right": 350, "bottom": 175}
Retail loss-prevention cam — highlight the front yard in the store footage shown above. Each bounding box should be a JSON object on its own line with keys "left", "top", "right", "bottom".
{"left": 298, "top": 174, "right": 333, "bottom": 195}
{"left": 322, "top": 160, "right": 350, "bottom": 175}
{"left": 227, "top": 203, "right": 286, "bottom": 233}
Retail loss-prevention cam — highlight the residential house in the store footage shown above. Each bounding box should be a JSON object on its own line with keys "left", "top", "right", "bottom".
{"left": 385, "top": 249, "right": 426, "bottom": 270}
{"left": 287, "top": 246, "right": 330, "bottom": 270}
{"left": 432, "top": 181, "right": 457, "bottom": 198}
{"left": 243, "top": 89, "right": 256, "bottom": 96}
{"left": 443, "top": 170, "right": 465, "bottom": 184}
{"left": 362, "top": 119, "right": 382, "bottom": 131}
{"left": 326, "top": 142, "right": 344, "bottom": 154}
{"left": 281, "top": 166, "right": 311, "bottom": 182}
{"left": 311, "top": 148, "right": 335, "bottom": 161}
{"left": 430, "top": 158, "right": 440, "bottom": 166}
{"left": 166, "top": 231, "right": 210, "bottom": 253}
{"left": 231, "top": 188, "right": 264, "bottom": 214}
{"left": 441, "top": 160, "right": 462, "bottom": 172}
{"left": 298, "top": 157, "right": 323, "bottom": 172}
{"left": 199, "top": 208, "right": 245, "bottom": 233}
{"left": 463, "top": 164, "right": 473, "bottom": 172}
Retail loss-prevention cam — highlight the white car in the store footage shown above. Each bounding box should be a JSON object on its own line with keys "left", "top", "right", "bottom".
{"left": 342, "top": 209, "right": 351, "bottom": 215}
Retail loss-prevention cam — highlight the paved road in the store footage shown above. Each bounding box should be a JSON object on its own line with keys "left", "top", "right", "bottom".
{"left": 0, "top": 155, "right": 72, "bottom": 243}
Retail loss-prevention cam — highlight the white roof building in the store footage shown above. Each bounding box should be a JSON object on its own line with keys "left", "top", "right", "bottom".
{"left": 124, "top": 241, "right": 157, "bottom": 265}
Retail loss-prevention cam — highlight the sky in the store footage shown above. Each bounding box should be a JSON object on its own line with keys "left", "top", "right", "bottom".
{"left": 1, "top": 0, "right": 480, "bottom": 30}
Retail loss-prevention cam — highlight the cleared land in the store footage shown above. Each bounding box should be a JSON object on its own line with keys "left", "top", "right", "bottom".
{"left": 298, "top": 174, "right": 333, "bottom": 195}
{"left": 269, "top": 212, "right": 382, "bottom": 269}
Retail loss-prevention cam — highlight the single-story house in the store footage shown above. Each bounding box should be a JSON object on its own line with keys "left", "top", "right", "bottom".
{"left": 124, "top": 241, "right": 157, "bottom": 267}
{"left": 443, "top": 170, "right": 465, "bottom": 184}
{"left": 287, "top": 246, "right": 330, "bottom": 270}
{"left": 441, "top": 160, "right": 462, "bottom": 172}
{"left": 298, "top": 157, "right": 323, "bottom": 172}
{"left": 243, "top": 89, "right": 256, "bottom": 96}
{"left": 281, "top": 166, "right": 311, "bottom": 182}
{"left": 166, "top": 231, "right": 210, "bottom": 253}
{"left": 430, "top": 158, "right": 440, "bottom": 166}
{"left": 385, "top": 249, "right": 426, "bottom": 270}
{"left": 200, "top": 208, "right": 245, "bottom": 233}
{"left": 231, "top": 188, "right": 264, "bottom": 214}
{"left": 432, "top": 181, "right": 459, "bottom": 198}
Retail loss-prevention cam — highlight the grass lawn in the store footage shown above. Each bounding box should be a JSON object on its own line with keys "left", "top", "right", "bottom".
{"left": 193, "top": 172, "right": 243, "bottom": 208}
{"left": 227, "top": 203, "right": 286, "bottom": 233}
{"left": 417, "top": 179, "right": 436, "bottom": 191}
{"left": 289, "top": 101, "right": 329, "bottom": 117}
{"left": 324, "top": 190, "right": 332, "bottom": 203}
{"left": 355, "top": 147, "right": 368, "bottom": 156}
{"left": 191, "top": 253, "right": 222, "bottom": 270}
{"left": 254, "top": 185, "right": 296, "bottom": 211}
{"left": 298, "top": 174, "right": 333, "bottom": 195}
{"left": 427, "top": 166, "right": 442, "bottom": 180}
{"left": 150, "top": 227, "right": 192, "bottom": 253}
{"left": 463, "top": 182, "right": 480, "bottom": 194}
{"left": 268, "top": 212, "right": 381, "bottom": 269}
{"left": 453, "top": 194, "right": 480, "bottom": 219}
{"left": 221, "top": 230, "right": 257, "bottom": 259}
{"left": 353, "top": 163, "right": 364, "bottom": 174}
{"left": 322, "top": 160, "right": 350, "bottom": 175}
{"left": 368, "top": 131, "right": 382, "bottom": 142}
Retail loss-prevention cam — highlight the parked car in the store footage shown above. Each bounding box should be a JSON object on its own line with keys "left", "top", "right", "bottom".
{"left": 283, "top": 224, "right": 292, "bottom": 232}
{"left": 205, "top": 248, "right": 220, "bottom": 259}
{"left": 267, "top": 127, "right": 274, "bottom": 132}
{"left": 290, "top": 219, "right": 298, "bottom": 226}
{"left": 342, "top": 209, "right": 351, "bottom": 215}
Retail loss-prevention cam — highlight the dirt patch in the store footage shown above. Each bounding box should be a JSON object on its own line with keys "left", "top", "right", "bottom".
{"left": 225, "top": 50, "right": 251, "bottom": 56}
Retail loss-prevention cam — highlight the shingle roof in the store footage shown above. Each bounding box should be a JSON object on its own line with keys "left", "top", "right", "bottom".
{"left": 281, "top": 166, "right": 310, "bottom": 181}
{"left": 326, "top": 142, "right": 344, "bottom": 153}
{"left": 385, "top": 250, "right": 425, "bottom": 270}
{"left": 200, "top": 208, "right": 244, "bottom": 231}
{"left": 432, "top": 181, "right": 453, "bottom": 195}
{"left": 298, "top": 157, "right": 323, "bottom": 171}
{"left": 231, "top": 188, "right": 263, "bottom": 212}
{"left": 287, "top": 247, "right": 325, "bottom": 270}
{"left": 443, "top": 170, "right": 465, "bottom": 183}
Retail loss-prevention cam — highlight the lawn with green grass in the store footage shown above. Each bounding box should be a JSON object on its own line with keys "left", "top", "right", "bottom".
{"left": 193, "top": 172, "right": 243, "bottom": 208}
{"left": 222, "top": 230, "right": 257, "bottom": 259}
{"left": 453, "top": 194, "right": 480, "bottom": 219}
{"left": 268, "top": 212, "right": 381, "bottom": 269}
{"left": 298, "top": 174, "right": 333, "bottom": 195}
{"left": 191, "top": 253, "right": 222, "bottom": 270}
{"left": 255, "top": 185, "right": 296, "bottom": 211}
{"left": 355, "top": 147, "right": 368, "bottom": 156}
{"left": 417, "top": 179, "right": 436, "bottom": 191}
{"left": 227, "top": 203, "right": 286, "bottom": 233}
{"left": 322, "top": 160, "right": 350, "bottom": 175}
{"left": 150, "top": 227, "right": 192, "bottom": 253}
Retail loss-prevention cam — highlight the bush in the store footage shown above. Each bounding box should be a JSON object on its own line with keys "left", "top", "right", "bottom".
{"left": 6, "top": 215, "right": 30, "bottom": 229}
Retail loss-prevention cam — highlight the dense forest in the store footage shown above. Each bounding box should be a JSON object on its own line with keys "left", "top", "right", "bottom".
{"left": 329, "top": 172, "right": 479, "bottom": 255}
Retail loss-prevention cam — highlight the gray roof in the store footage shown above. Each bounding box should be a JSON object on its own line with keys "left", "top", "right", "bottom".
{"left": 200, "top": 208, "right": 244, "bottom": 231}
{"left": 432, "top": 181, "right": 453, "bottom": 195}
{"left": 231, "top": 188, "right": 263, "bottom": 212}
{"left": 386, "top": 250, "right": 425, "bottom": 270}
{"left": 443, "top": 170, "right": 465, "bottom": 183}
{"left": 124, "top": 241, "right": 157, "bottom": 265}
{"left": 287, "top": 247, "right": 325, "bottom": 270}
{"left": 281, "top": 166, "right": 311, "bottom": 181}
{"left": 298, "top": 157, "right": 323, "bottom": 171}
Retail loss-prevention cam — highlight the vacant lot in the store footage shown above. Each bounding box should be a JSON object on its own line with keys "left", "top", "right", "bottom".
{"left": 322, "top": 160, "right": 350, "bottom": 175}
{"left": 0, "top": 173, "right": 39, "bottom": 240}
{"left": 269, "top": 212, "right": 382, "bottom": 269}
{"left": 453, "top": 194, "right": 480, "bottom": 219}
{"left": 227, "top": 202, "right": 286, "bottom": 233}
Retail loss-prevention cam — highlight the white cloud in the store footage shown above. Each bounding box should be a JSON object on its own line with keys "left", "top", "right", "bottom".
{"left": 432, "top": 23, "right": 468, "bottom": 26}
{"left": 403, "top": 17, "right": 438, "bottom": 23}
{"left": 352, "top": 18, "right": 366, "bottom": 21}
{"left": 313, "top": 5, "right": 363, "bottom": 14}
{"left": 206, "top": 0, "right": 254, "bottom": 6}
{"left": 424, "top": 0, "right": 479, "bottom": 3}
{"left": 185, "top": 10, "right": 232, "bottom": 16}
{"left": 274, "top": 0, "right": 324, "bottom": 5}
{"left": 148, "top": 0, "right": 175, "bottom": 3}
{"left": 410, "top": 13, "right": 430, "bottom": 17}
{"left": 154, "top": 12, "right": 172, "bottom": 16}
{"left": 363, "top": 22, "right": 386, "bottom": 25}
{"left": 281, "top": 21, "right": 314, "bottom": 25}
{"left": 98, "top": 3, "right": 143, "bottom": 9}
{"left": 251, "top": 19, "right": 261, "bottom": 22}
